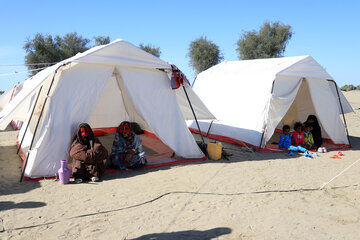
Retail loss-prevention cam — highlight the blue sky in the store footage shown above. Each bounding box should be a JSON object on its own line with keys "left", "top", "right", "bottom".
{"left": 0, "top": 0, "right": 359, "bottom": 91}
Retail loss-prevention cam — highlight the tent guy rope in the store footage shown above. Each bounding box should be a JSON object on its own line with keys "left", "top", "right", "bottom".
{"left": 4, "top": 183, "right": 358, "bottom": 232}
{"left": 320, "top": 157, "right": 360, "bottom": 189}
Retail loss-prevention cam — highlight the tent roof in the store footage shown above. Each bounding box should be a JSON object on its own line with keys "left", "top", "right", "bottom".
{"left": 198, "top": 55, "right": 333, "bottom": 82}
{"left": 0, "top": 39, "right": 209, "bottom": 130}
{"left": 71, "top": 39, "right": 171, "bottom": 69}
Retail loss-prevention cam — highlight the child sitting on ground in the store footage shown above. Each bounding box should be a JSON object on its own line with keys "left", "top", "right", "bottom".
{"left": 278, "top": 124, "right": 312, "bottom": 158}
{"left": 291, "top": 122, "right": 304, "bottom": 146}
{"left": 303, "top": 122, "right": 315, "bottom": 150}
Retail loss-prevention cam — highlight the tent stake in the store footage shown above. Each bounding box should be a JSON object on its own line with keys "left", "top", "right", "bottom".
{"left": 182, "top": 84, "right": 208, "bottom": 156}
{"left": 20, "top": 63, "right": 68, "bottom": 182}
{"left": 328, "top": 80, "right": 351, "bottom": 147}
{"left": 16, "top": 86, "right": 43, "bottom": 154}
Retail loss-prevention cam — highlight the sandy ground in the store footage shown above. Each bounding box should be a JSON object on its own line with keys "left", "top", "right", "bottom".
{"left": 0, "top": 91, "right": 360, "bottom": 240}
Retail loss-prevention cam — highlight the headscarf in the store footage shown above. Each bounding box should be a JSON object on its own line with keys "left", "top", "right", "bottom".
{"left": 73, "top": 123, "right": 95, "bottom": 149}
{"left": 305, "top": 115, "right": 322, "bottom": 147}
{"left": 117, "top": 121, "right": 135, "bottom": 146}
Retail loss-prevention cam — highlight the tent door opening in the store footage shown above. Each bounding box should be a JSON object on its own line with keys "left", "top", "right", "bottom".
{"left": 267, "top": 78, "right": 330, "bottom": 146}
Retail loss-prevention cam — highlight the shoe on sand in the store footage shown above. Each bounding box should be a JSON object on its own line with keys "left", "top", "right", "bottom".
{"left": 285, "top": 151, "right": 295, "bottom": 156}
{"left": 305, "top": 152, "right": 313, "bottom": 158}
{"left": 91, "top": 177, "right": 99, "bottom": 182}
{"left": 75, "top": 178, "right": 83, "bottom": 183}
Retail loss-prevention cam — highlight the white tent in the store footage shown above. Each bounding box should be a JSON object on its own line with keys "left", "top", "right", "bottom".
{"left": 0, "top": 79, "right": 32, "bottom": 129}
{"left": 189, "top": 56, "right": 353, "bottom": 151}
{"left": 0, "top": 39, "right": 215, "bottom": 178}
{"left": 0, "top": 81, "right": 27, "bottom": 111}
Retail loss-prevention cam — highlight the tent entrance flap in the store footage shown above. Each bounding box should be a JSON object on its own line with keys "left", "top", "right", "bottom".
{"left": 263, "top": 77, "right": 333, "bottom": 147}
{"left": 267, "top": 78, "right": 339, "bottom": 145}
{"left": 87, "top": 72, "right": 150, "bottom": 131}
{"left": 279, "top": 79, "right": 319, "bottom": 131}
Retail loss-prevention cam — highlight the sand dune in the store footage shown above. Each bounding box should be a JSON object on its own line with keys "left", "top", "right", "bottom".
{"left": 0, "top": 91, "right": 359, "bottom": 239}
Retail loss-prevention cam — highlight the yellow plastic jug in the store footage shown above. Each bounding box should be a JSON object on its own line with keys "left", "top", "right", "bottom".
{"left": 207, "top": 141, "right": 222, "bottom": 160}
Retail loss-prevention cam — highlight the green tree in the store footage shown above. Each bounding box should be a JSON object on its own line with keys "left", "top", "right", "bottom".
{"left": 94, "top": 36, "right": 110, "bottom": 46}
{"left": 357, "top": 85, "right": 360, "bottom": 90}
{"left": 188, "top": 36, "right": 223, "bottom": 74}
{"left": 56, "top": 32, "right": 90, "bottom": 60}
{"left": 24, "top": 33, "right": 63, "bottom": 75}
{"left": 341, "top": 84, "right": 356, "bottom": 91}
{"left": 236, "top": 21, "right": 293, "bottom": 60}
{"left": 139, "top": 43, "right": 161, "bottom": 57}
{"left": 24, "top": 33, "right": 110, "bottom": 76}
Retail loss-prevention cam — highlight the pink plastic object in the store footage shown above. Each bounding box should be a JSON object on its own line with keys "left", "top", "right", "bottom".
{"left": 58, "top": 160, "right": 71, "bottom": 184}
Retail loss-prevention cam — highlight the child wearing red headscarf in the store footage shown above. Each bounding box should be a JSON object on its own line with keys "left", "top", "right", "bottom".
{"left": 108, "top": 121, "right": 147, "bottom": 170}
{"left": 70, "top": 123, "right": 108, "bottom": 183}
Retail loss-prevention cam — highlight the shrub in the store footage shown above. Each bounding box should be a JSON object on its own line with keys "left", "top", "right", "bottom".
{"left": 341, "top": 84, "right": 356, "bottom": 91}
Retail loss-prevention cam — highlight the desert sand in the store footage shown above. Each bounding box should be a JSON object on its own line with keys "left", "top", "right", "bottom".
{"left": 0, "top": 91, "right": 359, "bottom": 240}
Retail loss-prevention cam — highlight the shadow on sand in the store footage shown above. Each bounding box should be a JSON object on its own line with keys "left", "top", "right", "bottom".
{"left": 129, "top": 227, "right": 232, "bottom": 240}
{"left": 0, "top": 146, "right": 42, "bottom": 196}
{"left": 349, "top": 135, "right": 360, "bottom": 151}
{"left": 0, "top": 201, "right": 46, "bottom": 211}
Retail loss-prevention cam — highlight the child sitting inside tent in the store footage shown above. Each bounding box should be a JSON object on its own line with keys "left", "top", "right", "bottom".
{"left": 278, "top": 124, "right": 312, "bottom": 158}
{"left": 304, "top": 115, "right": 323, "bottom": 149}
{"left": 108, "top": 121, "right": 147, "bottom": 170}
{"left": 303, "top": 122, "right": 315, "bottom": 150}
{"left": 291, "top": 122, "right": 304, "bottom": 146}
{"left": 70, "top": 123, "right": 108, "bottom": 183}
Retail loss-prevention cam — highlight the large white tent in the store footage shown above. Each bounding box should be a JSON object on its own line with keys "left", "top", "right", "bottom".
{"left": 0, "top": 39, "right": 215, "bottom": 178}
{"left": 189, "top": 56, "right": 353, "bottom": 151}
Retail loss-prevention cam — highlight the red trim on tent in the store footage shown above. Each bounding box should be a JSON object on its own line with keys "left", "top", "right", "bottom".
{"left": 18, "top": 128, "right": 207, "bottom": 181}
{"left": 92, "top": 127, "right": 117, "bottom": 136}
{"left": 20, "top": 156, "right": 208, "bottom": 182}
{"left": 189, "top": 127, "right": 351, "bottom": 152}
{"left": 9, "top": 85, "right": 16, "bottom": 103}
{"left": 92, "top": 127, "right": 158, "bottom": 138}
{"left": 10, "top": 120, "right": 19, "bottom": 130}
{"left": 189, "top": 127, "right": 261, "bottom": 151}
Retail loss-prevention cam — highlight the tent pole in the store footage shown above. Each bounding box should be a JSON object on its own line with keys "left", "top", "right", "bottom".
{"left": 16, "top": 86, "right": 43, "bottom": 154}
{"left": 191, "top": 76, "right": 197, "bottom": 88}
{"left": 206, "top": 120, "right": 214, "bottom": 137}
{"left": 258, "top": 80, "right": 276, "bottom": 151}
{"left": 328, "top": 80, "right": 351, "bottom": 148}
{"left": 20, "top": 63, "right": 67, "bottom": 182}
{"left": 182, "top": 84, "right": 208, "bottom": 156}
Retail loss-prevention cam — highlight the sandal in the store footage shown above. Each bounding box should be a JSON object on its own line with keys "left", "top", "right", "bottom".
{"left": 91, "top": 177, "right": 99, "bottom": 182}
{"left": 285, "top": 151, "right": 295, "bottom": 156}
{"left": 74, "top": 178, "right": 83, "bottom": 183}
